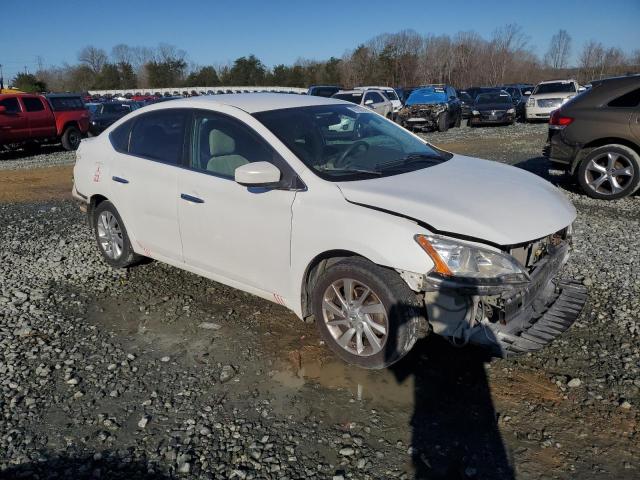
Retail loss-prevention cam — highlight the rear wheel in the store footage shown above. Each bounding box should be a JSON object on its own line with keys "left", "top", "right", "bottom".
{"left": 577, "top": 144, "right": 640, "bottom": 199}
{"left": 437, "top": 112, "right": 449, "bottom": 132}
{"left": 61, "top": 126, "right": 81, "bottom": 150}
{"left": 93, "top": 201, "right": 142, "bottom": 268}
{"left": 311, "top": 257, "right": 425, "bottom": 369}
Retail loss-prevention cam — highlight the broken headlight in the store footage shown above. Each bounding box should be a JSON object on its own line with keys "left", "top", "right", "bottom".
{"left": 415, "top": 235, "right": 530, "bottom": 284}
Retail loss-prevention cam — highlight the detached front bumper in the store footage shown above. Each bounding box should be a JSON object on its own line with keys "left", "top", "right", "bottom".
{"left": 422, "top": 242, "right": 588, "bottom": 358}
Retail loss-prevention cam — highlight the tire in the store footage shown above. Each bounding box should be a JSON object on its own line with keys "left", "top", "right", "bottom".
{"left": 61, "top": 126, "right": 81, "bottom": 151}
{"left": 92, "top": 200, "right": 142, "bottom": 268}
{"left": 454, "top": 113, "right": 461, "bottom": 128}
{"left": 577, "top": 144, "right": 640, "bottom": 200}
{"left": 311, "top": 257, "right": 425, "bottom": 369}
{"left": 437, "top": 112, "right": 449, "bottom": 132}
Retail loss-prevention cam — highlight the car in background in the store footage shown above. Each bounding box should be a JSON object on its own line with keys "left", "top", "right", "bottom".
{"left": 396, "top": 87, "right": 419, "bottom": 105}
{"left": 545, "top": 75, "right": 640, "bottom": 199}
{"left": 307, "top": 85, "right": 341, "bottom": 98}
{"left": 88, "top": 102, "right": 140, "bottom": 136}
{"left": 0, "top": 93, "right": 89, "bottom": 151}
{"left": 355, "top": 86, "right": 402, "bottom": 117}
{"left": 526, "top": 79, "right": 584, "bottom": 122}
{"left": 331, "top": 89, "right": 394, "bottom": 118}
{"left": 469, "top": 92, "right": 516, "bottom": 126}
{"left": 397, "top": 85, "right": 462, "bottom": 132}
{"left": 458, "top": 90, "right": 474, "bottom": 119}
{"left": 502, "top": 86, "right": 530, "bottom": 120}
{"left": 73, "top": 93, "right": 585, "bottom": 368}
{"left": 464, "top": 87, "right": 503, "bottom": 102}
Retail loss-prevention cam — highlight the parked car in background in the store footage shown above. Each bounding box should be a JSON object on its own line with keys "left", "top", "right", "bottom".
{"left": 396, "top": 87, "right": 418, "bottom": 105}
{"left": 469, "top": 92, "right": 516, "bottom": 126}
{"left": 331, "top": 89, "right": 394, "bottom": 118}
{"left": 73, "top": 93, "right": 585, "bottom": 368}
{"left": 88, "top": 102, "right": 140, "bottom": 136}
{"left": 464, "top": 87, "right": 503, "bottom": 102}
{"left": 0, "top": 93, "right": 89, "bottom": 151}
{"left": 458, "top": 90, "right": 474, "bottom": 119}
{"left": 355, "top": 86, "right": 403, "bottom": 117}
{"left": 545, "top": 75, "right": 640, "bottom": 199}
{"left": 526, "top": 79, "right": 584, "bottom": 122}
{"left": 502, "top": 86, "right": 529, "bottom": 120}
{"left": 397, "top": 85, "right": 462, "bottom": 132}
{"left": 307, "top": 85, "right": 341, "bottom": 98}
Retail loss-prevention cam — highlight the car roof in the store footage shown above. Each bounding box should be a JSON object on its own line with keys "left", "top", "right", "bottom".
{"left": 166, "top": 93, "right": 343, "bottom": 113}
{"left": 538, "top": 79, "right": 577, "bottom": 84}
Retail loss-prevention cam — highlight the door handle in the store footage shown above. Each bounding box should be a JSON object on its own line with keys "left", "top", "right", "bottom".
{"left": 180, "top": 193, "right": 204, "bottom": 204}
{"left": 112, "top": 176, "right": 129, "bottom": 184}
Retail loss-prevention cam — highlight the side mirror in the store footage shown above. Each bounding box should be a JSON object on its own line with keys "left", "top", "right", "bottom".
{"left": 364, "top": 99, "right": 374, "bottom": 106}
{"left": 524, "top": 91, "right": 531, "bottom": 95}
{"left": 235, "top": 161, "right": 282, "bottom": 187}
{"left": 578, "top": 86, "right": 586, "bottom": 92}
{"left": 0, "top": 106, "right": 6, "bottom": 114}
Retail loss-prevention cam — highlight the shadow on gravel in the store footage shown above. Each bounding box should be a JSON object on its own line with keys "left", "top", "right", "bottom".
{"left": 0, "top": 451, "right": 171, "bottom": 480}
{"left": 387, "top": 301, "right": 514, "bottom": 480}
{"left": 0, "top": 144, "right": 66, "bottom": 161}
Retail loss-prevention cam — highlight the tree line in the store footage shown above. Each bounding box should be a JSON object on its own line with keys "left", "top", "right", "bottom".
{"left": 11, "top": 26, "right": 640, "bottom": 93}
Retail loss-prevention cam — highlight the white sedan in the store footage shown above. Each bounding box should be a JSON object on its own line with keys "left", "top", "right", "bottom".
{"left": 73, "top": 94, "right": 587, "bottom": 368}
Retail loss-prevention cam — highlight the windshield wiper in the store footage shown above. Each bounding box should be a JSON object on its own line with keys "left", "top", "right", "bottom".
{"left": 377, "top": 152, "right": 445, "bottom": 171}
{"left": 319, "top": 167, "right": 383, "bottom": 176}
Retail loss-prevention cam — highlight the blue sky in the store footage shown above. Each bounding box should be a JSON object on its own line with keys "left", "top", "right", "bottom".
{"left": 1, "top": 0, "right": 638, "bottom": 80}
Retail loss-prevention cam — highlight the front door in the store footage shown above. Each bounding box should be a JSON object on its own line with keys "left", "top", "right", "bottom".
{"left": 0, "top": 97, "right": 28, "bottom": 143}
{"left": 177, "top": 109, "right": 296, "bottom": 300}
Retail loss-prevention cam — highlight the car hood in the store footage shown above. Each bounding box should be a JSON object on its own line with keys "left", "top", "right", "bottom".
{"left": 531, "top": 92, "right": 575, "bottom": 99}
{"left": 336, "top": 154, "right": 576, "bottom": 246}
{"left": 474, "top": 103, "right": 513, "bottom": 110}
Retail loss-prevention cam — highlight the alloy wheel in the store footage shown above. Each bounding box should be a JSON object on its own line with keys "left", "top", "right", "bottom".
{"left": 96, "top": 211, "right": 124, "bottom": 260}
{"left": 321, "top": 278, "right": 388, "bottom": 357}
{"left": 584, "top": 151, "right": 635, "bottom": 196}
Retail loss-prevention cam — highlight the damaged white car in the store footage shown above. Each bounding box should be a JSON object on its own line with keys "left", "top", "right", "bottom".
{"left": 73, "top": 94, "right": 587, "bottom": 369}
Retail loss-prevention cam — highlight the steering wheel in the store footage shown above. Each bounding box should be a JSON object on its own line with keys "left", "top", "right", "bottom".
{"left": 336, "top": 140, "right": 370, "bottom": 168}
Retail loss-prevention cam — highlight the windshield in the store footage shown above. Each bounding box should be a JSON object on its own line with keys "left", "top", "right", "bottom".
{"left": 406, "top": 88, "right": 447, "bottom": 105}
{"left": 533, "top": 82, "right": 576, "bottom": 94}
{"left": 254, "top": 104, "right": 451, "bottom": 181}
{"left": 384, "top": 89, "right": 399, "bottom": 101}
{"left": 332, "top": 92, "right": 363, "bottom": 104}
{"left": 476, "top": 93, "right": 512, "bottom": 105}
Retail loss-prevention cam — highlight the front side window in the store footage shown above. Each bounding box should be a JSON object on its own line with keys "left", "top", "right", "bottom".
{"left": 22, "top": 97, "right": 45, "bottom": 112}
{"left": 255, "top": 104, "right": 451, "bottom": 181}
{"left": 0, "top": 97, "right": 21, "bottom": 113}
{"left": 333, "top": 92, "right": 363, "bottom": 104}
{"left": 109, "top": 118, "right": 134, "bottom": 152}
{"left": 129, "top": 110, "right": 186, "bottom": 164}
{"left": 189, "top": 111, "right": 276, "bottom": 178}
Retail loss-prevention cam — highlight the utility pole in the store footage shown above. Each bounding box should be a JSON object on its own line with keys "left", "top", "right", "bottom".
{"left": 0, "top": 63, "right": 4, "bottom": 91}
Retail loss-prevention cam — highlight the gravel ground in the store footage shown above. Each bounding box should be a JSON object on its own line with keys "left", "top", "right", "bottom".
{"left": 1, "top": 124, "right": 638, "bottom": 479}
{"left": 0, "top": 146, "right": 75, "bottom": 171}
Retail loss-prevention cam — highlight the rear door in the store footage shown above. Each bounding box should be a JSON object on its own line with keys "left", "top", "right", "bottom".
{"left": 108, "top": 109, "right": 187, "bottom": 262}
{"left": 22, "top": 96, "right": 56, "bottom": 139}
{"left": 0, "top": 97, "right": 28, "bottom": 143}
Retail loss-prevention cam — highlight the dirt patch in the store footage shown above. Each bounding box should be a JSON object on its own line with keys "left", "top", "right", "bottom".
{"left": 0, "top": 165, "right": 73, "bottom": 203}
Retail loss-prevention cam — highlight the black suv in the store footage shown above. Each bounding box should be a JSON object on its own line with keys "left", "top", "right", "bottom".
{"left": 545, "top": 75, "right": 640, "bottom": 199}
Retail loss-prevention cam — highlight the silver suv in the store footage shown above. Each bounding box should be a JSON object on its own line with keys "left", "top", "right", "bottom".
{"left": 331, "top": 89, "right": 394, "bottom": 118}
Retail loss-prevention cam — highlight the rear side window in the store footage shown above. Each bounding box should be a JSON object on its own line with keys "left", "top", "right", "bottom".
{"left": 0, "top": 97, "right": 20, "bottom": 113}
{"left": 22, "top": 97, "right": 45, "bottom": 112}
{"left": 129, "top": 110, "right": 186, "bottom": 164}
{"left": 608, "top": 88, "right": 640, "bottom": 108}
{"left": 109, "top": 119, "right": 134, "bottom": 152}
{"left": 48, "top": 96, "right": 85, "bottom": 111}
{"left": 365, "top": 92, "right": 385, "bottom": 103}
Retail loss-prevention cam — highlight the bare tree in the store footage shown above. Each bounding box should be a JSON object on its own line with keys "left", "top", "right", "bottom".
{"left": 544, "top": 29, "right": 572, "bottom": 69}
{"left": 111, "top": 44, "right": 134, "bottom": 65}
{"left": 78, "top": 46, "right": 108, "bottom": 73}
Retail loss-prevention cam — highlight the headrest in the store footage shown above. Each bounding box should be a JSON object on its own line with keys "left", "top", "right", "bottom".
{"left": 209, "top": 129, "right": 235, "bottom": 156}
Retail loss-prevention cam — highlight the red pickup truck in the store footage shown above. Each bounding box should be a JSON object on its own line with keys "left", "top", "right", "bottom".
{"left": 0, "top": 93, "right": 90, "bottom": 151}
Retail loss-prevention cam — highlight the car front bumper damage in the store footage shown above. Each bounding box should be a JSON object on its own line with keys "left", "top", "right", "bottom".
{"left": 420, "top": 241, "right": 588, "bottom": 357}
{"left": 398, "top": 104, "right": 447, "bottom": 129}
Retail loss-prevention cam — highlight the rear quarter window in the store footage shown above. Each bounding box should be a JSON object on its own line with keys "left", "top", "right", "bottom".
{"left": 608, "top": 88, "right": 640, "bottom": 108}
{"left": 109, "top": 119, "right": 134, "bottom": 153}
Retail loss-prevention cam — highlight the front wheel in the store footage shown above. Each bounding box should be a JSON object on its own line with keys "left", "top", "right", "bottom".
{"left": 311, "top": 257, "right": 425, "bottom": 369}
{"left": 93, "top": 200, "right": 142, "bottom": 268}
{"left": 437, "top": 112, "right": 449, "bottom": 132}
{"left": 577, "top": 144, "right": 640, "bottom": 199}
{"left": 61, "top": 126, "right": 81, "bottom": 150}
